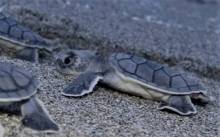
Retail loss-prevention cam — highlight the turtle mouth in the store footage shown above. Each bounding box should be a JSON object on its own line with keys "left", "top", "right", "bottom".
{"left": 55, "top": 64, "right": 77, "bottom": 75}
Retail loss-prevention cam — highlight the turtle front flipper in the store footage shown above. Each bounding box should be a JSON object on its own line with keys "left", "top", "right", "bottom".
{"left": 16, "top": 48, "right": 39, "bottom": 63}
{"left": 21, "top": 97, "right": 59, "bottom": 132}
{"left": 62, "top": 72, "right": 102, "bottom": 97}
{"left": 157, "top": 96, "right": 197, "bottom": 116}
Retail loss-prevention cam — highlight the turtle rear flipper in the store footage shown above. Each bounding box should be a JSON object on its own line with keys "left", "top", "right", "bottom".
{"left": 16, "top": 48, "right": 39, "bottom": 63}
{"left": 157, "top": 96, "right": 197, "bottom": 116}
{"left": 21, "top": 97, "right": 59, "bottom": 132}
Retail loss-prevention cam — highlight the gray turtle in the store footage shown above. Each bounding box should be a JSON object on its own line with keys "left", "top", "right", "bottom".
{"left": 0, "top": 13, "right": 55, "bottom": 62}
{"left": 0, "top": 62, "right": 59, "bottom": 132}
{"left": 55, "top": 50, "right": 212, "bottom": 116}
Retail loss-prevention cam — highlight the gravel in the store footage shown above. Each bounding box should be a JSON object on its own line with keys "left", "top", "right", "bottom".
{"left": 0, "top": 124, "right": 4, "bottom": 137}
{"left": 0, "top": 56, "right": 219, "bottom": 137}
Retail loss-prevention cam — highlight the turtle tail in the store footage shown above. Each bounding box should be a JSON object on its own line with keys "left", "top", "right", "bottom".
{"left": 190, "top": 92, "right": 215, "bottom": 105}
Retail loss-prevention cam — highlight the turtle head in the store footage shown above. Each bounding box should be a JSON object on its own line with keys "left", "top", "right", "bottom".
{"left": 55, "top": 50, "right": 96, "bottom": 75}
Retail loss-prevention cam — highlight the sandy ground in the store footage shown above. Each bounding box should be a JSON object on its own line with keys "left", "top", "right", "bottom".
{"left": 0, "top": 55, "right": 219, "bottom": 137}
{"left": 0, "top": 124, "right": 4, "bottom": 137}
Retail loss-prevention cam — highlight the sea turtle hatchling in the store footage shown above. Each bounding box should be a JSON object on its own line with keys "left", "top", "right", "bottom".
{"left": 0, "top": 62, "right": 59, "bottom": 132}
{"left": 55, "top": 50, "right": 213, "bottom": 116}
{"left": 0, "top": 13, "right": 55, "bottom": 62}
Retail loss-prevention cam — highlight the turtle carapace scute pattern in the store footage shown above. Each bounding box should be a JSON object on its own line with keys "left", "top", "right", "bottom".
{"left": 0, "top": 62, "right": 38, "bottom": 101}
{"left": 111, "top": 53, "right": 204, "bottom": 94}
{"left": 0, "top": 13, "right": 47, "bottom": 47}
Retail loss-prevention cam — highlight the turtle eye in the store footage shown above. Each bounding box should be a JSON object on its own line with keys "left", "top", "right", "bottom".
{"left": 64, "top": 57, "right": 72, "bottom": 65}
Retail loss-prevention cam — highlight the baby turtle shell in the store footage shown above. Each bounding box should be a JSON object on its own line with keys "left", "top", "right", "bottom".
{"left": 0, "top": 62, "right": 38, "bottom": 101}
{"left": 110, "top": 53, "right": 205, "bottom": 95}
{"left": 0, "top": 13, "right": 51, "bottom": 50}
{"left": 0, "top": 13, "right": 56, "bottom": 62}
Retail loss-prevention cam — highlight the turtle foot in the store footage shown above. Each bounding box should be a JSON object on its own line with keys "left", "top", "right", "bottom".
{"left": 157, "top": 96, "right": 197, "bottom": 116}
{"left": 21, "top": 97, "right": 59, "bottom": 132}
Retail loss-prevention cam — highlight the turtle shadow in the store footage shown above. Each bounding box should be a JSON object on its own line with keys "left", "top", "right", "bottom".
{"left": 0, "top": 102, "right": 23, "bottom": 116}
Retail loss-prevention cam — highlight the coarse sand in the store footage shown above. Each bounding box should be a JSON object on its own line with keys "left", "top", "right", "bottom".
{"left": 0, "top": 55, "right": 219, "bottom": 137}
